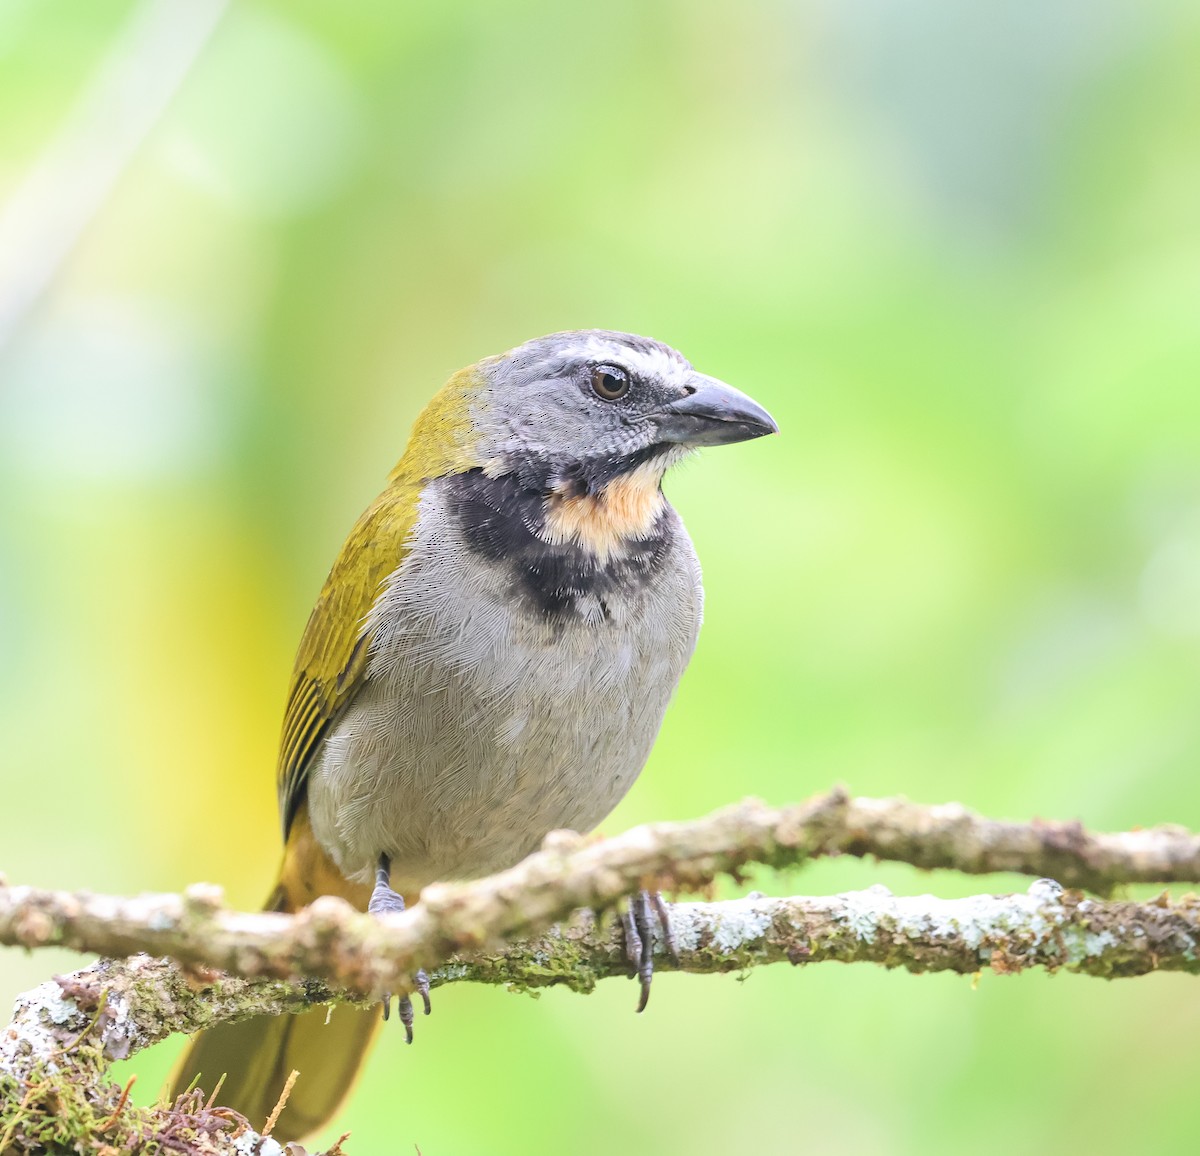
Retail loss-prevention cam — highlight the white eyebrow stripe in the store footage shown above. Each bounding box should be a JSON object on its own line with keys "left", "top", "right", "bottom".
{"left": 587, "top": 341, "right": 685, "bottom": 383}
{"left": 491, "top": 330, "right": 691, "bottom": 390}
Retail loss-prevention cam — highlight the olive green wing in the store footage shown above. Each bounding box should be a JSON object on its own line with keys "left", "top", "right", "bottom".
{"left": 277, "top": 483, "right": 423, "bottom": 839}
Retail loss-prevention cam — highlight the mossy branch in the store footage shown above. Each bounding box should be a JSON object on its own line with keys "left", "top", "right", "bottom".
{"left": 4, "top": 790, "right": 1200, "bottom": 1153}
{"left": 5, "top": 789, "right": 1199, "bottom": 1001}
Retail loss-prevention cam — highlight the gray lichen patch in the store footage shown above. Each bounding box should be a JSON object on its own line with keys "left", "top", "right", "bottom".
{"left": 669, "top": 897, "right": 775, "bottom": 955}
{"left": 802, "top": 880, "right": 1200, "bottom": 978}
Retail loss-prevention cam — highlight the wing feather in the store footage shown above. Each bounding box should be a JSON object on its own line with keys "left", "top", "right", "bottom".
{"left": 276, "top": 482, "right": 423, "bottom": 837}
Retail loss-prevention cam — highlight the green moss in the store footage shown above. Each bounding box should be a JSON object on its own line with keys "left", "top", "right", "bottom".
{"left": 0, "top": 1057, "right": 295, "bottom": 1155}
{"left": 0, "top": 1059, "right": 153, "bottom": 1154}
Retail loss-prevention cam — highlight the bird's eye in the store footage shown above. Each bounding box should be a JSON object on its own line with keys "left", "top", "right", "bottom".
{"left": 591, "top": 365, "right": 630, "bottom": 401}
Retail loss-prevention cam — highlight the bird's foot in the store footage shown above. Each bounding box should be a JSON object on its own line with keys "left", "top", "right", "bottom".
{"left": 368, "top": 854, "right": 432, "bottom": 1043}
{"left": 621, "top": 889, "right": 679, "bottom": 1013}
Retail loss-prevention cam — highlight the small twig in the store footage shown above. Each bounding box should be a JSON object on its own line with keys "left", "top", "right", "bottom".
{"left": 261, "top": 1069, "right": 299, "bottom": 1138}
{"left": 204, "top": 1072, "right": 228, "bottom": 1113}
{"left": 0, "top": 1082, "right": 43, "bottom": 1153}
{"left": 99, "top": 1075, "right": 137, "bottom": 1132}
{"left": 51, "top": 990, "right": 108, "bottom": 1058}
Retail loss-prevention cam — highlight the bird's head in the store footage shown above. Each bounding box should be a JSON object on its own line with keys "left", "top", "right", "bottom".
{"left": 396, "top": 329, "right": 777, "bottom": 498}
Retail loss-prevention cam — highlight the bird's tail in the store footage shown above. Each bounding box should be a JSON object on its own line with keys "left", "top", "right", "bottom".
{"left": 170, "top": 999, "right": 381, "bottom": 1139}
{"left": 168, "top": 857, "right": 381, "bottom": 1141}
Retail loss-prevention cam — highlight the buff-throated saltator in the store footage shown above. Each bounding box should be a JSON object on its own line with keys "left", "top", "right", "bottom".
{"left": 170, "top": 330, "right": 777, "bottom": 1138}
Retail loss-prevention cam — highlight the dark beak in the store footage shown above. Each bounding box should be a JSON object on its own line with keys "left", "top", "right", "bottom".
{"left": 656, "top": 373, "right": 778, "bottom": 447}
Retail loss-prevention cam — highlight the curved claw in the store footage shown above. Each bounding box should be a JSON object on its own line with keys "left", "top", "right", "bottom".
{"left": 623, "top": 890, "right": 664, "bottom": 1013}
{"left": 397, "top": 994, "right": 415, "bottom": 1044}
{"left": 416, "top": 969, "right": 432, "bottom": 1016}
{"left": 652, "top": 891, "right": 679, "bottom": 965}
{"left": 369, "top": 853, "right": 431, "bottom": 1041}
{"left": 380, "top": 988, "right": 419, "bottom": 1043}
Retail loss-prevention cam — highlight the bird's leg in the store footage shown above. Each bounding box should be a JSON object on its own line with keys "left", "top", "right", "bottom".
{"left": 622, "top": 889, "right": 679, "bottom": 1013}
{"left": 367, "top": 853, "right": 431, "bottom": 1043}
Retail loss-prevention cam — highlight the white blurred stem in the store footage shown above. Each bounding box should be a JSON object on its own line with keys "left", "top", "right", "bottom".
{"left": 0, "top": 0, "right": 228, "bottom": 351}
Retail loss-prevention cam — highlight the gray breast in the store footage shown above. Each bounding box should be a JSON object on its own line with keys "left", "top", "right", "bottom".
{"left": 306, "top": 473, "right": 703, "bottom": 888}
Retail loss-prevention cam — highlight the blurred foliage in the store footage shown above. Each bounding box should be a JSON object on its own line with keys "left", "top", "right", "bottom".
{"left": 2, "top": 1, "right": 1200, "bottom": 1152}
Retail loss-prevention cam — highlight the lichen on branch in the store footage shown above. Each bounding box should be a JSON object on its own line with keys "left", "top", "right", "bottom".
{"left": 4, "top": 790, "right": 1199, "bottom": 1004}
{"left": 5, "top": 789, "right": 1200, "bottom": 1153}
{"left": 5, "top": 882, "right": 1200, "bottom": 1090}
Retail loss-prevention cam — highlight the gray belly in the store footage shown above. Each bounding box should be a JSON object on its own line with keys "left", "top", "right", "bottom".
{"left": 306, "top": 482, "right": 703, "bottom": 888}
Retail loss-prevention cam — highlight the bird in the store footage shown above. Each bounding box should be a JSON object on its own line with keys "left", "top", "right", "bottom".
{"left": 169, "top": 329, "right": 777, "bottom": 1138}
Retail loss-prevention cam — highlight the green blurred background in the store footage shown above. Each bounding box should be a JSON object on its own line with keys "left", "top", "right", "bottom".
{"left": 2, "top": 1, "right": 1200, "bottom": 1151}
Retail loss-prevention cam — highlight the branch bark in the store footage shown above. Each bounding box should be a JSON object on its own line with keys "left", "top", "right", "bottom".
{"left": 6, "top": 884, "right": 1200, "bottom": 1088}
{"left": 4, "top": 790, "right": 1199, "bottom": 1002}
{"left": 4, "top": 791, "right": 1200, "bottom": 1153}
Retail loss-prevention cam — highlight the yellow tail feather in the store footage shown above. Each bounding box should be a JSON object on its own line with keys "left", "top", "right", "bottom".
{"left": 170, "top": 816, "right": 382, "bottom": 1141}
{"left": 170, "top": 999, "right": 382, "bottom": 1140}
